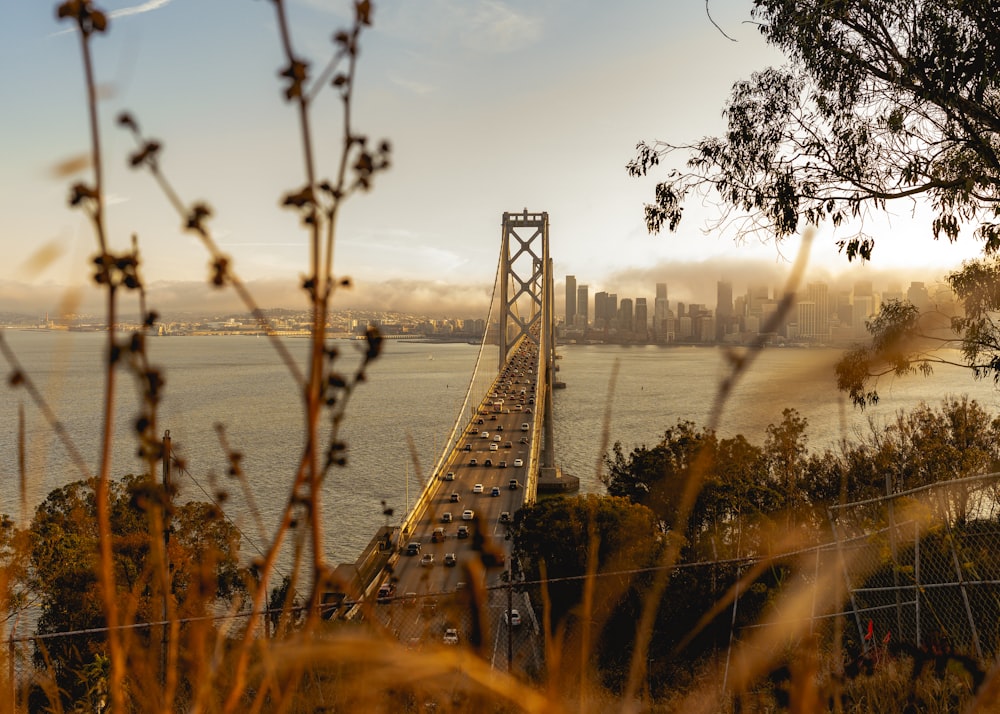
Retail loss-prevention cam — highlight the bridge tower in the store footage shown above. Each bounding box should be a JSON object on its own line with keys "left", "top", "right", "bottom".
{"left": 499, "top": 210, "right": 556, "bottom": 472}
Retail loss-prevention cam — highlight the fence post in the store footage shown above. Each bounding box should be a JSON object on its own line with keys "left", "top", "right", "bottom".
{"left": 914, "top": 519, "right": 921, "bottom": 648}
{"left": 810, "top": 547, "right": 820, "bottom": 636}
{"left": 886, "top": 470, "right": 903, "bottom": 639}
{"left": 937, "top": 490, "right": 982, "bottom": 659}
{"left": 721, "top": 561, "right": 740, "bottom": 698}
{"left": 827, "top": 507, "right": 868, "bottom": 652}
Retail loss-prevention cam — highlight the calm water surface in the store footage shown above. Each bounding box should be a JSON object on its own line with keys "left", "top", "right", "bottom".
{"left": 2, "top": 331, "right": 998, "bottom": 565}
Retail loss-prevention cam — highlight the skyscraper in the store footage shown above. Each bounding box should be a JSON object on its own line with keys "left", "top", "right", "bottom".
{"left": 634, "top": 298, "right": 648, "bottom": 338}
{"left": 565, "top": 275, "right": 577, "bottom": 327}
{"left": 907, "top": 281, "right": 930, "bottom": 310}
{"left": 653, "top": 296, "right": 668, "bottom": 339}
{"left": 716, "top": 280, "right": 733, "bottom": 341}
{"left": 594, "top": 291, "right": 610, "bottom": 328}
{"left": 799, "top": 281, "right": 830, "bottom": 341}
{"left": 577, "top": 284, "right": 589, "bottom": 327}
{"left": 618, "top": 298, "right": 633, "bottom": 332}
{"left": 655, "top": 281, "right": 668, "bottom": 339}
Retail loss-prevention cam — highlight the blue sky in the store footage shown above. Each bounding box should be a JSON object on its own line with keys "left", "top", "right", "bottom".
{"left": 1, "top": 1, "right": 987, "bottom": 316}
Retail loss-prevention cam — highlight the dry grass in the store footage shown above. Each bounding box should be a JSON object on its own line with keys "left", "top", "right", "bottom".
{"left": 4, "top": 2, "right": 1000, "bottom": 713}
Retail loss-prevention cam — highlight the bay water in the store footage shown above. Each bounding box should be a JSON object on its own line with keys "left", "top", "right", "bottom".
{"left": 2, "top": 330, "right": 997, "bottom": 568}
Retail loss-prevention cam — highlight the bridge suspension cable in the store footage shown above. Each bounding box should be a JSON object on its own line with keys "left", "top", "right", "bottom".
{"left": 421, "top": 236, "right": 504, "bottom": 492}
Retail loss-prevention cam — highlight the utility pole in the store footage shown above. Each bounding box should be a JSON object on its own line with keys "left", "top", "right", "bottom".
{"left": 160, "top": 430, "right": 171, "bottom": 687}
{"left": 507, "top": 571, "right": 514, "bottom": 672}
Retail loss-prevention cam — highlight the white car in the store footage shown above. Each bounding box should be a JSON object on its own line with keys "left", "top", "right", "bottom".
{"left": 473, "top": 483, "right": 484, "bottom": 494}
{"left": 462, "top": 509, "right": 475, "bottom": 521}
{"left": 513, "top": 459, "right": 523, "bottom": 467}
{"left": 445, "top": 471, "right": 455, "bottom": 481}
{"left": 493, "top": 434, "right": 502, "bottom": 442}
{"left": 489, "top": 443, "right": 498, "bottom": 451}
{"left": 480, "top": 431, "right": 490, "bottom": 439}
{"left": 443, "top": 628, "right": 459, "bottom": 645}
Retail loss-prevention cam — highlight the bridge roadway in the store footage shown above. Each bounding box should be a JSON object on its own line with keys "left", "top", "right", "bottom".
{"left": 366, "top": 335, "right": 545, "bottom": 659}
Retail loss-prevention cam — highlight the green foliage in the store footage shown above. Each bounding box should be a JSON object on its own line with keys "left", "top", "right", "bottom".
{"left": 513, "top": 495, "right": 661, "bottom": 616}
{"left": 629, "top": 0, "right": 1000, "bottom": 258}
{"left": 833, "top": 225, "right": 1000, "bottom": 411}
{"left": 602, "top": 420, "right": 717, "bottom": 534}
{"left": 603, "top": 419, "right": 793, "bottom": 559}
{"left": 25, "top": 474, "right": 242, "bottom": 710}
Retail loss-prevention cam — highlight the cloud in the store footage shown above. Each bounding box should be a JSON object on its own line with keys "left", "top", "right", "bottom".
{"left": 458, "top": 0, "right": 542, "bottom": 53}
{"left": 388, "top": 72, "right": 436, "bottom": 96}
{"left": 109, "top": 0, "right": 173, "bottom": 19}
{"left": 1, "top": 254, "right": 954, "bottom": 323}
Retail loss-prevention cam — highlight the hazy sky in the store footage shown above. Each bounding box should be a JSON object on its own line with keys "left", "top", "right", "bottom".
{"left": 2, "top": 1, "right": 989, "bottom": 317}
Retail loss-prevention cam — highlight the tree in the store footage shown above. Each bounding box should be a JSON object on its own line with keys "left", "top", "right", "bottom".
{"left": 603, "top": 420, "right": 717, "bottom": 535}
{"left": 836, "top": 258, "right": 1000, "bottom": 407}
{"left": 764, "top": 408, "right": 809, "bottom": 519}
{"left": 628, "top": 0, "right": 1000, "bottom": 261}
{"left": 511, "top": 495, "right": 662, "bottom": 690}
{"left": 25, "top": 474, "right": 243, "bottom": 710}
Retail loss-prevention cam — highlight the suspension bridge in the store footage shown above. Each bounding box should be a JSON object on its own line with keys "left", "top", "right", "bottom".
{"left": 329, "top": 211, "right": 576, "bottom": 645}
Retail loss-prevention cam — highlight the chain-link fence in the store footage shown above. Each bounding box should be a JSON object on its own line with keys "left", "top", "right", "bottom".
{"left": 718, "top": 472, "right": 1000, "bottom": 668}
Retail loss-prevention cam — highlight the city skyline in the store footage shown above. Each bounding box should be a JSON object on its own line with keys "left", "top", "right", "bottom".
{"left": 561, "top": 272, "right": 957, "bottom": 345}
{"left": 3, "top": 0, "right": 990, "bottom": 319}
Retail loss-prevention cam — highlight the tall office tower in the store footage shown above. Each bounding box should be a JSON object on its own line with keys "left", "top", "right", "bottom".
{"left": 594, "top": 291, "right": 609, "bottom": 328}
{"left": 853, "top": 294, "right": 874, "bottom": 338}
{"left": 907, "top": 281, "right": 930, "bottom": 310}
{"left": 656, "top": 282, "right": 667, "bottom": 302}
{"left": 678, "top": 315, "right": 692, "bottom": 340}
{"left": 699, "top": 314, "right": 716, "bottom": 342}
{"left": 797, "top": 301, "right": 817, "bottom": 340}
{"left": 748, "top": 285, "right": 770, "bottom": 316}
{"left": 853, "top": 280, "right": 873, "bottom": 298}
{"left": 716, "top": 280, "right": 734, "bottom": 341}
{"left": 577, "top": 284, "right": 589, "bottom": 327}
{"left": 634, "top": 298, "right": 648, "bottom": 338}
{"left": 761, "top": 301, "right": 781, "bottom": 334}
{"left": 663, "top": 308, "right": 676, "bottom": 342}
{"left": 565, "top": 275, "right": 577, "bottom": 327}
{"left": 619, "top": 298, "right": 634, "bottom": 332}
{"left": 677, "top": 302, "right": 685, "bottom": 319}
{"left": 734, "top": 295, "right": 747, "bottom": 318}
{"left": 654, "top": 296, "right": 668, "bottom": 339}
{"left": 884, "top": 282, "right": 904, "bottom": 303}
{"left": 716, "top": 281, "right": 733, "bottom": 316}
{"left": 799, "top": 281, "right": 830, "bottom": 341}
{"left": 836, "top": 290, "right": 853, "bottom": 325}
{"left": 607, "top": 294, "right": 618, "bottom": 328}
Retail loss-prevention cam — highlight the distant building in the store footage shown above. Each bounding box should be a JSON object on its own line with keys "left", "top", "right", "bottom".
{"left": 565, "top": 275, "right": 577, "bottom": 327}
{"left": 798, "top": 281, "right": 830, "bottom": 341}
{"left": 618, "top": 298, "right": 633, "bottom": 332}
{"left": 634, "top": 298, "right": 648, "bottom": 339}
{"left": 716, "top": 280, "right": 734, "bottom": 341}
{"left": 908, "top": 281, "right": 930, "bottom": 310}
{"left": 577, "top": 284, "right": 589, "bottom": 327}
{"left": 594, "top": 291, "right": 610, "bottom": 329}
{"left": 653, "top": 296, "right": 668, "bottom": 340}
